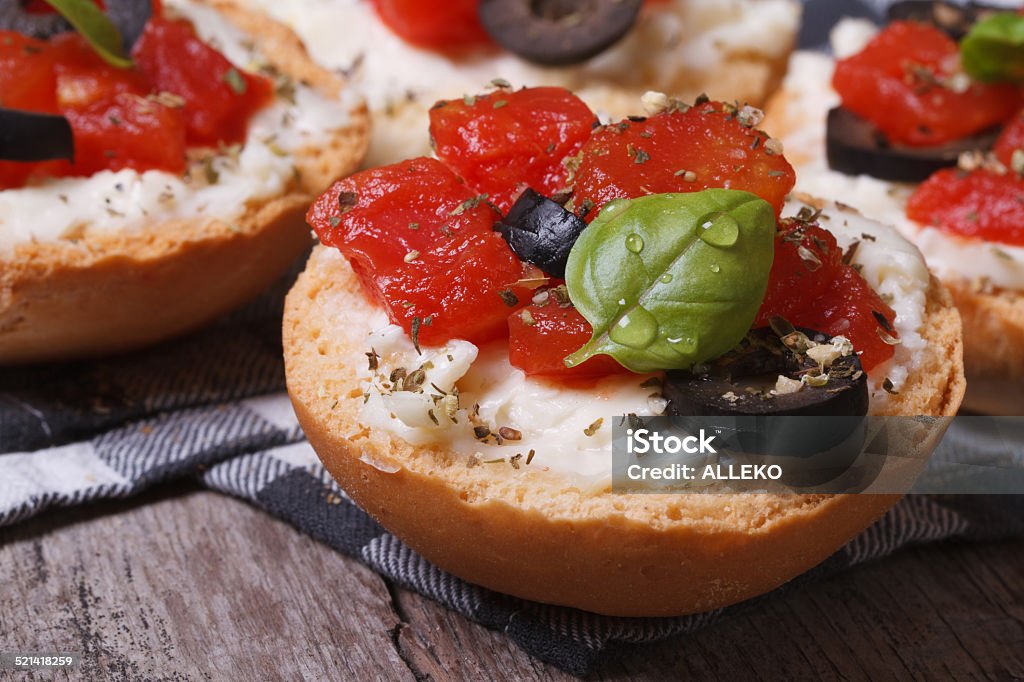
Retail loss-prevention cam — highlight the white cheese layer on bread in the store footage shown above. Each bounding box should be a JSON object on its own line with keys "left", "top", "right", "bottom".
{"left": 0, "top": 0, "right": 360, "bottom": 253}
{"left": 772, "top": 20, "right": 1024, "bottom": 293}
{"left": 335, "top": 201, "right": 929, "bottom": 484}
{"left": 243, "top": 0, "right": 800, "bottom": 166}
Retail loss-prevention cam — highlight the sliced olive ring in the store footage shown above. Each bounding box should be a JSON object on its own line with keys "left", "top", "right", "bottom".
{"left": 887, "top": 1, "right": 1006, "bottom": 40}
{"left": 0, "top": 0, "right": 152, "bottom": 52}
{"left": 664, "top": 326, "right": 872, "bottom": 489}
{"left": 664, "top": 325, "right": 869, "bottom": 418}
{"left": 478, "top": 0, "right": 643, "bottom": 67}
{"left": 0, "top": 108, "right": 74, "bottom": 163}
{"left": 495, "top": 188, "right": 588, "bottom": 278}
{"left": 826, "top": 107, "right": 1001, "bottom": 183}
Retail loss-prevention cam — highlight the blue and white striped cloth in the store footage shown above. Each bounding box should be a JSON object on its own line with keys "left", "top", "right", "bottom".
{"left": 3, "top": 1, "right": 1024, "bottom": 674}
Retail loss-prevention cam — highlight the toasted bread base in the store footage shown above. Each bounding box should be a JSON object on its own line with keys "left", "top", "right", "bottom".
{"left": 946, "top": 280, "right": 1024, "bottom": 414}
{"left": 0, "top": 0, "right": 369, "bottom": 364}
{"left": 283, "top": 245, "right": 964, "bottom": 617}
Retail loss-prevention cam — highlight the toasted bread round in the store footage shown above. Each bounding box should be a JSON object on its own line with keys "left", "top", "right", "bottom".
{"left": 0, "top": 0, "right": 369, "bottom": 364}
{"left": 283, "top": 243, "right": 964, "bottom": 617}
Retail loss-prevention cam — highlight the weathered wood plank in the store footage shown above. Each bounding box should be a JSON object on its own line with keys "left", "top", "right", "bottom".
{"left": 597, "top": 540, "right": 1024, "bottom": 681}
{"left": 0, "top": 483, "right": 413, "bottom": 681}
{"left": 391, "top": 587, "right": 570, "bottom": 681}
{"left": 1, "top": 486, "right": 1021, "bottom": 681}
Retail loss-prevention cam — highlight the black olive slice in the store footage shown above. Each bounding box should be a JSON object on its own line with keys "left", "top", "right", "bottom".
{"left": 0, "top": 0, "right": 151, "bottom": 52}
{"left": 0, "top": 108, "right": 74, "bottom": 162}
{"left": 664, "top": 326, "right": 872, "bottom": 490}
{"left": 887, "top": 1, "right": 1005, "bottom": 40}
{"left": 664, "top": 326, "right": 869, "bottom": 418}
{"left": 478, "top": 0, "right": 643, "bottom": 67}
{"left": 826, "top": 107, "right": 1001, "bottom": 183}
{"left": 495, "top": 188, "right": 587, "bottom": 278}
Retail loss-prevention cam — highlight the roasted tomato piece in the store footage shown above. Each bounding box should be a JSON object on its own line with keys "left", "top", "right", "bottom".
{"left": 370, "top": 0, "right": 492, "bottom": 50}
{"left": 311, "top": 157, "right": 495, "bottom": 270}
{"left": 63, "top": 91, "right": 187, "bottom": 177}
{"left": 430, "top": 87, "right": 598, "bottom": 212}
{"left": 379, "top": 232, "right": 535, "bottom": 345}
{"left": 50, "top": 38, "right": 187, "bottom": 176}
{"left": 133, "top": 16, "right": 273, "bottom": 146}
{"left": 755, "top": 220, "right": 898, "bottom": 372}
{"left": 907, "top": 168, "right": 1024, "bottom": 246}
{"left": 0, "top": 163, "right": 29, "bottom": 191}
{"left": 0, "top": 32, "right": 61, "bottom": 113}
{"left": 833, "top": 21, "right": 1021, "bottom": 148}
{"left": 995, "top": 110, "right": 1024, "bottom": 169}
{"left": 509, "top": 298, "right": 627, "bottom": 378}
{"left": 54, "top": 43, "right": 148, "bottom": 108}
{"left": 572, "top": 100, "right": 795, "bottom": 219}
{"left": 308, "top": 157, "right": 532, "bottom": 345}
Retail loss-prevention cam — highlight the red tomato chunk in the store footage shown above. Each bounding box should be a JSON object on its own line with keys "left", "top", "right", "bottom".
{"left": 572, "top": 100, "right": 795, "bottom": 219}
{"left": 755, "top": 220, "right": 899, "bottom": 372}
{"left": 907, "top": 168, "right": 1024, "bottom": 246}
{"left": 508, "top": 300, "right": 626, "bottom": 378}
{"left": 308, "top": 157, "right": 533, "bottom": 346}
{"left": 832, "top": 21, "right": 1021, "bottom": 147}
{"left": 429, "top": 87, "right": 598, "bottom": 212}
{"left": 133, "top": 16, "right": 272, "bottom": 147}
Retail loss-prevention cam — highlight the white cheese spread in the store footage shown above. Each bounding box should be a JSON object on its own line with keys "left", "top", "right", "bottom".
{"left": 0, "top": 0, "right": 359, "bottom": 253}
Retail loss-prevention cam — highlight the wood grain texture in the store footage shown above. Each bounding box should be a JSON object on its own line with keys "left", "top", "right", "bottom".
{"left": 0, "top": 484, "right": 1021, "bottom": 681}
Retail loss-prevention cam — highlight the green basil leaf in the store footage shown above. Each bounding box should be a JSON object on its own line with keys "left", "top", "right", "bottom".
{"left": 564, "top": 190, "right": 775, "bottom": 373}
{"left": 961, "top": 13, "right": 1024, "bottom": 84}
{"left": 43, "top": 0, "right": 133, "bottom": 69}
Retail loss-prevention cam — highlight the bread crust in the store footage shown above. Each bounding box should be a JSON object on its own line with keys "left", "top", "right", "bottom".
{"left": 283, "top": 245, "right": 964, "bottom": 617}
{"left": 0, "top": 0, "right": 370, "bottom": 364}
{"left": 945, "top": 279, "right": 1024, "bottom": 414}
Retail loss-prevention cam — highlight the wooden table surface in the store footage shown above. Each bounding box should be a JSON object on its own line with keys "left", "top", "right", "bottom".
{"left": 1, "top": 482, "right": 1022, "bottom": 681}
